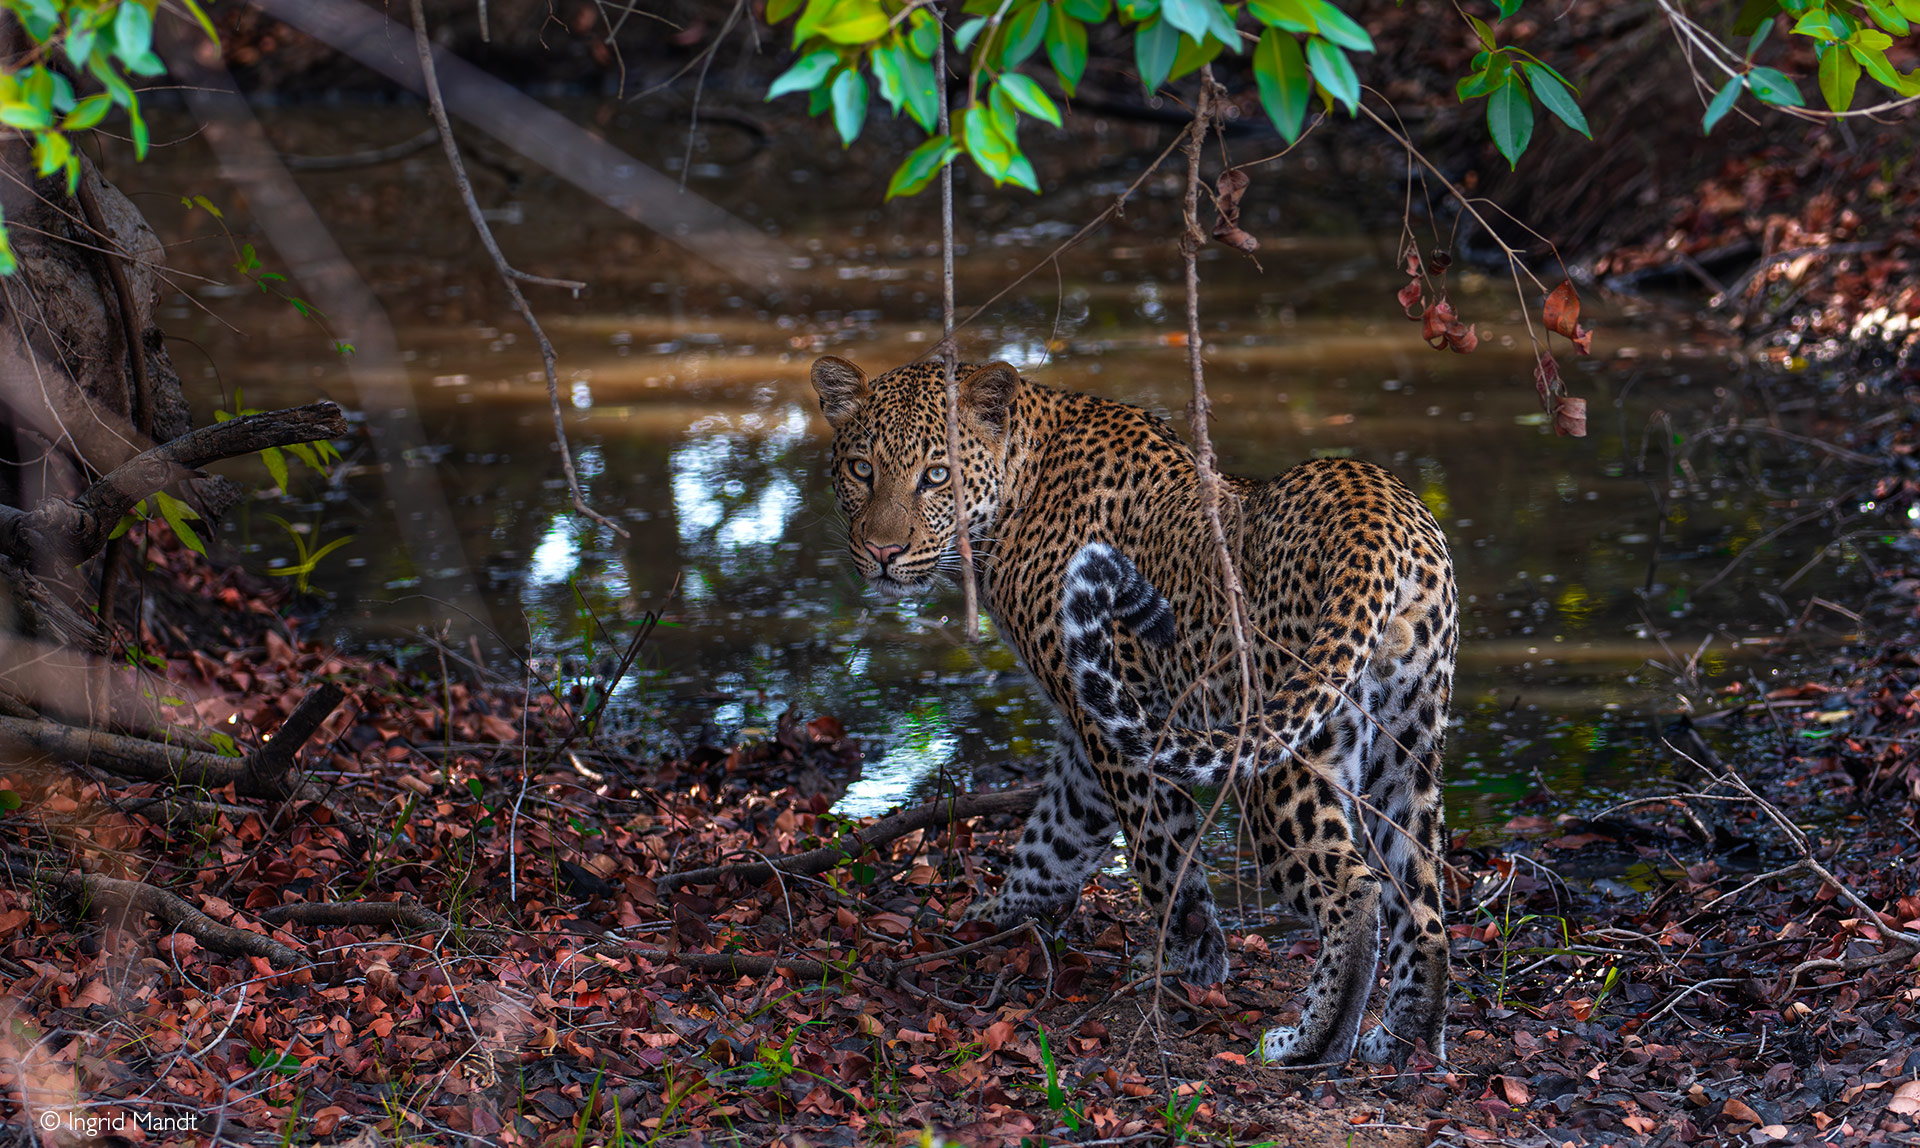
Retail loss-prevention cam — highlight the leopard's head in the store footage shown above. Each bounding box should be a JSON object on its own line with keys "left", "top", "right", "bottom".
{"left": 811, "top": 356, "right": 1018, "bottom": 600}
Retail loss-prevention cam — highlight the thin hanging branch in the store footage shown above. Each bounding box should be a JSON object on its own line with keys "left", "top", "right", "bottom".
{"left": 1180, "top": 71, "right": 1254, "bottom": 707}
{"left": 934, "top": 2, "right": 981, "bottom": 642}
{"left": 406, "top": 0, "right": 627, "bottom": 540}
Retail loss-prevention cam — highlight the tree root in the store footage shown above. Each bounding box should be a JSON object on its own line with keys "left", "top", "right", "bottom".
{"left": 656, "top": 786, "right": 1038, "bottom": 891}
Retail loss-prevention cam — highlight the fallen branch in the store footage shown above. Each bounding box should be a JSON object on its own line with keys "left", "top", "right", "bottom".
{"left": 627, "top": 948, "right": 838, "bottom": 981}
{"left": 0, "top": 401, "right": 348, "bottom": 564}
{"left": 8, "top": 862, "right": 305, "bottom": 968}
{"left": 0, "top": 707, "right": 330, "bottom": 801}
{"left": 244, "top": 682, "right": 346, "bottom": 798}
{"left": 656, "top": 787, "right": 1039, "bottom": 891}
{"left": 259, "top": 898, "right": 454, "bottom": 935}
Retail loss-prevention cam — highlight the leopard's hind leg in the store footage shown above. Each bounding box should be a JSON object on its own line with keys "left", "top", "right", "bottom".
{"left": 1246, "top": 759, "right": 1382, "bottom": 1068}
{"left": 1356, "top": 629, "right": 1453, "bottom": 1066}
{"left": 968, "top": 732, "right": 1119, "bottom": 927}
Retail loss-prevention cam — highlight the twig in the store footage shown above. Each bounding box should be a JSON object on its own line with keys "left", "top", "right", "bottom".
{"left": 933, "top": 2, "right": 981, "bottom": 643}
{"left": 7, "top": 862, "right": 305, "bottom": 968}
{"left": 244, "top": 682, "right": 345, "bottom": 799}
{"left": 405, "top": 0, "right": 626, "bottom": 540}
{"left": 656, "top": 787, "right": 1038, "bottom": 890}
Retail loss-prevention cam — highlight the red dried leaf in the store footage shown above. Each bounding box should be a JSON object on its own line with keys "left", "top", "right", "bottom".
{"left": 1422, "top": 300, "right": 1456, "bottom": 349}
{"left": 1496, "top": 1075, "right": 1531, "bottom": 1106}
{"left": 1553, "top": 394, "right": 1588, "bottom": 437}
{"left": 1212, "top": 169, "right": 1259, "bottom": 254}
{"left": 1403, "top": 249, "right": 1423, "bottom": 277}
{"left": 1429, "top": 249, "right": 1454, "bottom": 273}
{"left": 1544, "top": 282, "right": 1581, "bottom": 337}
{"left": 1534, "top": 354, "right": 1561, "bottom": 404}
{"left": 1445, "top": 322, "right": 1478, "bottom": 353}
{"left": 1397, "top": 279, "right": 1424, "bottom": 316}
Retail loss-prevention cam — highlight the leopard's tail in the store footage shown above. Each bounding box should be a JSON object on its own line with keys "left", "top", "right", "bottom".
{"left": 1061, "top": 539, "right": 1391, "bottom": 789}
{"left": 1061, "top": 543, "right": 1244, "bottom": 787}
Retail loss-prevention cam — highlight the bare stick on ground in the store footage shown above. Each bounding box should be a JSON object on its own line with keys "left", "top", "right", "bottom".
{"left": 406, "top": 0, "right": 625, "bottom": 540}
{"left": 656, "top": 787, "right": 1038, "bottom": 890}
{"left": 7, "top": 863, "right": 305, "bottom": 968}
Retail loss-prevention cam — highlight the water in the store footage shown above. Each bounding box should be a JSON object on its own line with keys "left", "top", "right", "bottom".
{"left": 129, "top": 98, "right": 1866, "bottom": 846}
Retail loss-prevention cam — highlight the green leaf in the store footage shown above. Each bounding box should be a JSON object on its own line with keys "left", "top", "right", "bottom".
{"left": 898, "top": 49, "right": 940, "bottom": 130}
{"left": 1005, "top": 152, "right": 1041, "bottom": 193}
{"left": 886, "top": 133, "right": 960, "bottom": 199}
{"left": 1520, "top": 62, "right": 1589, "bottom": 136}
{"left": 1002, "top": 2, "right": 1049, "bottom": 67}
{"left": 955, "top": 16, "right": 989, "bottom": 52}
{"left": 907, "top": 9, "right": 940, "bottom": 57}
{"left": 1817, "top": 43, "right": 1861, "bottom": 108}
{"left": 1487, "top": 74, "right": 1534, "bottom": 167}
{"left": 1746, "top": 65, "right": 1805, "bottom": 105}
{"left": 113, "top": 2, "right": 154, "bottom": 65}
{"left": 128, "top": 102, "right": 148, "bottom": 161}
{"left": 1203, "top": 0, "right": 1240, "bottom": 48}
{"left": 1117, "top": 0, "right": 1161, "bottom": 18}
{"left": 811, "top": 0, "right": 888, "bottom": 44}
{"left": 65, "top": 9, "right": 98, "bottom": 70}
{"left": 1896, "top": 0, "right": 1920, "bottom": 21}
{"left": 768, "top": 0, "right": 804, "bottom": 21}
{"left": 1852, "top": 26, "right": 1893, "bottom": 48}
{"left": 262, "top": 446, "right": 290, "bottom": 491}
{"left": 0, "top": 102, "right": 52, "bottom": 130}
{"left": 870, "top": 43, "right": 904, "bottom": 111}
{"left": 1135, "top": 16, "right": 1179, "bottom": 92}
{"left": 961, "top": 105, "right": 1015, "bottom": 182}
{"left": 1791, "top": 10, "right": 1844, "bottom": 40}
{"left": 1169, "top": 27, "right": 1225, "bottom": 79}
{"left": 33, "top": 131, "right": 69, "bottom": 178}
{"left": 62, "top": 93, "right": 111, "bottom": 130}
{"left": 1162, "top": 0, "right": 1217, "bottom": 39}
{"left": 1456, "top": 52, "right": 1509, "bottom": 98}
{"left": 1064, "top": 0, "right": 1112, "bottom": 18}
{"left": 1300, "top": 0, "right": 1372, "bottom": 51}
{"left": 1249, "top": 0, "right": 1315, "bottom": 32}
{"left": 0, "top": 790, "right": 22, "bottom": 813}
{"left": 89, "top": 53, "right": 135, "bottom": 108}
{"left": 1304, "top": 36, "right": 1359, "bottom": 111}
{"left": 1702, "top": 73, "right": 1744, "bottom": 132}
{"left": 1851, "top": 43, "right": 1912, "bottom": 94}
{"left": 998, "top": 72, "right": 1063, "bottom": 125}
{"left": 1492, "top": 0, "right": 1522, "bottom": 17}
{"left": 155, "top": 491, "right": 205, "bottom": 554}
{"left": 1046, "top": 7, "right": 1090, "bottom": 93}
{"left": 767, "top": 50, "right": 837, "bottom": 100}
{"left": 178, "top": 0, "right": 223, "bottom": 48}
{"left": 1253, "top": 26, "right": 1311, "bottom": 140}
{"left": 1466, "top": 12, "right": 1497, "bottom": 49}
{"left": 1732, "top": 0, "right": 1782, "bottom": 35}
{"left": 1748, "top": 19, "right": 1775, "bottom": 56}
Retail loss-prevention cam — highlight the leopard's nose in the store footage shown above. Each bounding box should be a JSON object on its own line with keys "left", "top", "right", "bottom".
{"left": 864, "top": 541, "right": 905, "bottom": 568}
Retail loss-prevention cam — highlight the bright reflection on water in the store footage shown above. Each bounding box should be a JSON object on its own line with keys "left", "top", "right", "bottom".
{"left": 145, "top": 101, "right": 1871, "bottom": 846}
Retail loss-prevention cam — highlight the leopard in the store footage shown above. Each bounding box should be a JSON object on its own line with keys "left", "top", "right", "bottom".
{"left": 811, "top": 354, "right": 1457, "bottom": 1068}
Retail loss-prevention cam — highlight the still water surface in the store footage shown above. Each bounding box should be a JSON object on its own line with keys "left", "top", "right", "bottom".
{"left": 136, "top": 99, "right": 1864, "bottom": 848}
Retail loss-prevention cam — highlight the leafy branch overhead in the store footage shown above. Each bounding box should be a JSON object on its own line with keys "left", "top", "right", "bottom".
{"left": 766, "top": 0, "right": 1920, "bottom": 195}
{"left": 0, "top": 0, "right": 220, "bottom": 272}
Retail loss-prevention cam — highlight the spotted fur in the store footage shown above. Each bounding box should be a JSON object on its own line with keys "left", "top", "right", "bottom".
{"left": 812, "top": 356, "right": 1458, "bottom": 1069}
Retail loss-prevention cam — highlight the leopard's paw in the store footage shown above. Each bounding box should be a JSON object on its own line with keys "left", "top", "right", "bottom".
{"left": 1358, "top": 1024, "right": 1400, "bottom": 1065}
{"left": 1257, "top": 1026, "right": 1303, "bottom": 1065}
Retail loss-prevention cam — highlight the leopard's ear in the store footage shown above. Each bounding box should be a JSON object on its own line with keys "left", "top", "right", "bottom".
{"left": 960, "top": 361, "right": 1020, "bottom": 436}
{"left": 811, "top": 356, "right": 870, "bottom": 429}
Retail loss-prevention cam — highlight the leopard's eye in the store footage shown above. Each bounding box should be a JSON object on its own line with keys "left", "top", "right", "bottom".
{"left": 850, "top": 459, "right": 873, "bottom": 480}
{"left": 925, "top": 464, "right": 950, "bottom": 486}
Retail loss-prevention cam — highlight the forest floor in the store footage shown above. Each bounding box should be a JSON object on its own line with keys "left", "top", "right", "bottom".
{"left": 3, "top": 510, "right": 1919, "bottom": 1148}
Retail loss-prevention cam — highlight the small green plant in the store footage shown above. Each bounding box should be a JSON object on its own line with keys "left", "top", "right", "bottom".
{"left": 109, "top": 489, "right": 205, "bottom": 553}
{"left": 218, "top": 387, "right": 346, "bottom": 491}
{"left": 1163, "top": 1086, "right": 1204, "bottom": 1139}
{"left": 261, "top": 514, "right": 354, "bottom": 595}
{"left": 1033, "top": 1023, "right": 1082, "bottom": 1131}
